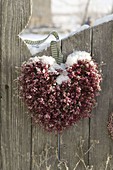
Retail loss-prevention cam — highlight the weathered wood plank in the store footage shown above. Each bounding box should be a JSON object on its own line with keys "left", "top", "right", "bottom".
{"left": 29, "top": 0, "right": 52, "bottom": 27}
{"left": 1, "top": 0, "right": 31, "bottom": 170}
{"left": 33, "top": 28, "right": 91, "bottom": 170}
{"left": 89, "top": 21, "right": 113, "bottom": 169}
{"left": 62, "top": 28, "right": 91, "bottom": 62}
{"left": 59, "top": 28, "right": 91, "bottom": 170}
{"left": 31, "top": 126, "right": 59, "bottom": 170}
{"left": 35, "top": 20, "right": 113, "bottom": 169}
{"left": 0, "top": 1, "right": 2, "bottom": 169}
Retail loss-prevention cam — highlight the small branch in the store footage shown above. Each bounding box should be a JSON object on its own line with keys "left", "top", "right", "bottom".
{"left": 105, "top": 154, "right": 112, "bottom": 170}
{"left": 58, "top": 160, "right": 69, "bottom": 170}
{"left": 81, "top": 0, "right": 91, "bottom": 25}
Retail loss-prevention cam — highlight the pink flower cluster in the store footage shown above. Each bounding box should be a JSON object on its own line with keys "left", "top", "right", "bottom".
{"left": 107, "top": 112, "right": 113, "bottom": 140}
{"left": 19, "top": 58, "right": 102, "bottom": 132}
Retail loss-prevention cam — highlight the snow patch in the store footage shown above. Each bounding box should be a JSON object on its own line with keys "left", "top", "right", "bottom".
{"left": 39, "top": 56, "right": 55, "bottom": 65}
{"left": 56, "top": 75, "right": 70, "bottom": 85}
{"left": 76, "top": 25, "right": 90, "bottom": 32}
{"left": 20, "top": 33, "right": 59, "bottom": 55}
{"left": 94, "top": 14, "right": 113, "bottom": 26}
{"left": 29, "top": 56, "right": 40, "bottom": 62}
{"left": 27, "top": 44, "right": 49, "bottom": 55}
{"left": 28, "top": 51, "right": 91, "bottom": 85}
{"left": 29, "top": 56, "right": 55, "bottom": 65}
{"left": 66, "top": 51, "right": 91, "bottom": 66}
{"left": 49, "top": 63, "right": 65, "bottom": 73}
{"left": 63, "top": 25, "right": 90, "bottom": 40}
{"left": 73, "top": 25, "right": 90, "bottom": 34}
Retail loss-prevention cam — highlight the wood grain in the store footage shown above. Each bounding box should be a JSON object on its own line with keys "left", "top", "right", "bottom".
{"left": 31, "top": 126, "right": 59, "bottom": 170}
{"left": 32, "top": 21, "right": 113, "bottom": 169}
{"left": 1, "top": 0, "right": 31, "bottom": 170}
{"left": 1, "top": 1, "right": 113, "bottom": 169}
{"left": 33, "top": 28, "right": 91, "bottom": 170}
{"left": 89, "top": 21, "right": 113, "bottom": 170}
{"left": 0, "top": 1, "right": 2, "bottom": 169}
{"left": 60, "top": 28, "right": 91, "bottom": 170}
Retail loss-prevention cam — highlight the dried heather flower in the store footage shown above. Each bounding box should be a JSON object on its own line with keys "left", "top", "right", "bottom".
{"left": 107, "top": 113, "right": 113, "bottom": 140}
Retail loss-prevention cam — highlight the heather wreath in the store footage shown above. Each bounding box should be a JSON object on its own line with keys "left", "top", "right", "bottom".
{"left": 107, "top": 113, "right": 113, "bottom": 140}
{"left": 18, "top": 51, "right": 102, "bottom": 132}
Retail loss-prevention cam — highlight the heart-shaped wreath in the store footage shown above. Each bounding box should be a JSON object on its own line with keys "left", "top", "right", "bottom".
{"left": 18, "top": 51, "right": 102, "bottom": 132}
{"left": 107, "top": 112, "right": 113, "bottom": 140}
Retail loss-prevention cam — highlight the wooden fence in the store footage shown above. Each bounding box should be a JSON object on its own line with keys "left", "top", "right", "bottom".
{"left": 0, "top": 0, "right": 113, "bottom": 170}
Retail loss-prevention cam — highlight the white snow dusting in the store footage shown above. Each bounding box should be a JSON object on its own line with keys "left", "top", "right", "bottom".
{"left": 39, "top": 56, "right": 55, "bottom": 65}
{"left": 72, "top": 25, "right": 89, "bottom": 35}
{"left": 28, "top": 51, "right": 91, "bottom": 85}
{"left": 56, "top": 75, "right": 70, "bottom": 85}
{"left": 63, "top": 25, "right": 90, "bottom": 40}
{"left": 49, "top": 63, "right": 64, "bottom": 73}
{"left": 76, "top": 25, "right": 90, "bottom": 32}
{"left": 29, "top": 56, "right": 39, "bottom": 63}
{"left": 27, "top": 44, "right": 49, "bottom": 55}
{"left": 66, "top": 51, "right": 91, "bottom": 66}
{"left": 94, "top": 14, "right": 113, "bottom": 26}
{"left": 29, "top": 55, "right": 55, "bottom": 65}
{"left": 20, "top": 33, "right": 59, "bottom": 55}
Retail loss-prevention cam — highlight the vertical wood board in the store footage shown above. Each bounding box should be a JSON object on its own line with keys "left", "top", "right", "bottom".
{"left": 89, "top": 21, "right": 113, "bottom": 170}
{"left": 60, "top": 28, "right": 91, "bottom": 170}
{"left": 1, "top": 0, "right": 31, "bottom": 170}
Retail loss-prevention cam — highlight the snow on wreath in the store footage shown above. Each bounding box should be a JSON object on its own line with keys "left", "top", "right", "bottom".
{"left": 18, "top": 51, "right": 102, "bottom": 132}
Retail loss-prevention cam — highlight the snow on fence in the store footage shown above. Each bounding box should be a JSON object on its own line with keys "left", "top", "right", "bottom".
{"left": 0, "top": 0, "right": 113, "bottom": 170}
